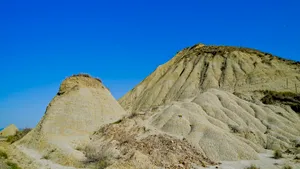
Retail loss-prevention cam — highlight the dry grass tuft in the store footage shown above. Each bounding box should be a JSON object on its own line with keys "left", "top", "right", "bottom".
{"left": 94, "top": 158, "right": 110, "bottom": 169}
{"left": 6, "top": 161, "right": 21, "bottom": 169}
{"left": 282, "top": 165, "right": 293, "bottom": 169}
{"left": 244, "top": 164, "right": 260, "bottom": 169}
{"left": 0, "top": 150, "right": 8, "bottom": 159}
{"left": 7, "top": 128, "right": 31, "bottom": 144}
{"left": 273, "top": 150, "right": 283, "bottom": 159}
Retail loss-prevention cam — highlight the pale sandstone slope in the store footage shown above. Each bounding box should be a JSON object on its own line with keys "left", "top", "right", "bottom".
{"left": 13, "top": 74, "right": 127, "bottom": 168}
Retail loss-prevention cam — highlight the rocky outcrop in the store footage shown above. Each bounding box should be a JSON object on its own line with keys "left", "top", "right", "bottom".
{"left": 14, "top": 74, "right": 127, "bottom": 167}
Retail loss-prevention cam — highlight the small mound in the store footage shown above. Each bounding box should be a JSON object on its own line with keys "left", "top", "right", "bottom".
{"left": 0, "top": 124, "right": 18, "bottom": 137}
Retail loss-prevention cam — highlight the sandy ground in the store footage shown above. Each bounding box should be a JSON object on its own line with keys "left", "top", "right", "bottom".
{"left": 201, "top": 150, "right": 300, "bottom": 169}
{"left": 2, "top": 139, "right": 300, "bottom": 169}
{"left": 0, "top": 140, "right": 82, "bottom": 169}
{"left": 16, "top": 145, "right": 84, "bottom": 169}
{"left": 0, "top": 138, "right": 7, "bottom": 142}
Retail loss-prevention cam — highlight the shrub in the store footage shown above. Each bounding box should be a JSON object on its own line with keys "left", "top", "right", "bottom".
{"left": 95, "top": 158, "right": 109, "bottom": 169}
{"left": 282, "top": 165, "right": 293, "bottom": 169}
{"left": 6, "top": 161, "right": 21, "bottom": 169}
{"left": 7, "top": 128, "right": 31, "bottom": 144}
{"left": 42, "top": 154, "right": 49, "bottom": 160}
{"left": 244, "top": 164, "right": 260, "bottom": 169}
{"left": 0, "top": 150, "right": 8, "bottom": 159}
{"left": 128, "top": 112, "right": 138, "bottom": 119}
{"left": 228, "top": 124, "right": 240, "bottom": 133}
{"left": 112, "top": 119, "right": 123, "bottom": 124}
{"left": 273, "top": 150, "right": 283, "bottom": 159}
{"left": 85, "top": 143, "right": 113, "bottom": 169}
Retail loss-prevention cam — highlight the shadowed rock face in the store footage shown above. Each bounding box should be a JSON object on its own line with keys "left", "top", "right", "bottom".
{"left": 15, "top": 74, "right": 127, "bottom": 166}
{"left": 119, "top": 44, "right": 300, "bottom": 112}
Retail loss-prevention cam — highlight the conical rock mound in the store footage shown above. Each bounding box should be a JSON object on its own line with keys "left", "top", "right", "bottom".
{"left": 15, "top": 74, "right": 127, "bottom": 167}
{"left": 120, "top": 44, "right": 300, "bottom": 112}
{"left": 0, "top": 124, "right": 18, "bottom": 137}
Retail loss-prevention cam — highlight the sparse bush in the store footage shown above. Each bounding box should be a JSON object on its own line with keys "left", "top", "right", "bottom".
{"left": 228, "top": 124, "right": 240, "bottom": 133}
{"left": 95, "top": 158, "right": 109, "bottom": 169}
{"left": 7, "top": 128, "right": 31, "bottom": 144}
{"left": 42, "top": 154, "right": 49, "bottom": 160}
{"left": 244, "top": 164, "right": 260, "bottom": 169}
{"left": 85, "top": 143, "right": 114, "bottom": 169}
{"left": 75, "top": 146, "right": 83, "bottom": 151}
{"left": 282, "top": 165, "right": 293, "bottom": 169}
{"left": 112, "top": 119, "right": 122, "bottom": 124}
{"left": 273, "top": 150, "right": 283, "bottom": 159}
{"left": 0, "top": 150, "right": 8, "bottom": 159}
{"left": 6, "top": 161, "right": 21, "bottom": 169}
{"left": 128, "top": 112, "right": 138, "bottom": 119}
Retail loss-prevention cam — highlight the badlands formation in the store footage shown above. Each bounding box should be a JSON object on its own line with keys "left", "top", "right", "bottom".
{"left": 3, "top": 44, "right": 300, "bottom": 169}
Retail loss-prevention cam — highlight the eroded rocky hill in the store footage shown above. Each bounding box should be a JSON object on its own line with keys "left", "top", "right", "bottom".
{"left": 11, "top": 74, "right": 127, "bottom": 169}
{"left": 119, "top": 44, "right": 300, "bottom": 113}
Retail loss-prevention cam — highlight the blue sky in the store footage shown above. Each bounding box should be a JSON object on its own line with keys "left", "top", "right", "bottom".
{"left": 0, "top": 0, "right": 299, "bottom": 129}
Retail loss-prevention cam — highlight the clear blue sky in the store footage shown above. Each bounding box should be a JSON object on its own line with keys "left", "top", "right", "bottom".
{"left": 0, "top": 0, "right": 299, "bottom": 129}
